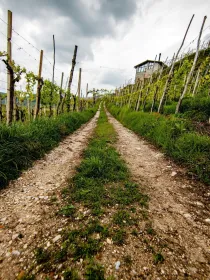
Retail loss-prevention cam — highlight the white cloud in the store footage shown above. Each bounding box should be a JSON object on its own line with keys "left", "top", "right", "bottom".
{"left": 0, "top": 0, "right": 209, "bottom": 94}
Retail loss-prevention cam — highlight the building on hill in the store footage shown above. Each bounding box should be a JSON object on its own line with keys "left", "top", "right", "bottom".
{"left": 134, "top": 60, "right": 165, "bottom": 82}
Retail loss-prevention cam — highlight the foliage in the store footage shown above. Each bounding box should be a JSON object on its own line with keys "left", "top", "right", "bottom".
{"left": 85, "top": 261, "right": 105, "bottom": 280}
{"left": 0, "top": 108, "right": 96, "bottom": 188}
{"left": 109, "top": 48, "right": 210, "bottom": 117}
{"left": 41, "top": 80, "right": 59, "bottom": 106}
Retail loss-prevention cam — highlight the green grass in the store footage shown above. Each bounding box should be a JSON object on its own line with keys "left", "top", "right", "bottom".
{"left": 112, "top": 229, "right": 127, "bottom": 245}
{"left": 32, "top": 107, "right": 150, "bottom": 278}
{"left": 35, "top": 247, "right": 50, "bottom": 265}
{"left": 63, "top": 269, "right": 80, "bottom": 280}
{"left": 108, "top": 104, "right": 210, "bottom": 184}
{"left": 122, "top": 255, "right": 132, "bottom": 266}
{"left": 18, "top": 275, "right": 35, "bottom": 280}
{"left": 58, "top": 204, "right": 76, "bottom": 217}
{"left": 153, "top": 252, "right": 165, "bottom": 264}
{"left": 0, "top": 108, "right": 97, "bottom": 189}
{"left": 85, "top": 261, "right": 105, "bottom": 280}
{"left": 112, "top": 210, "right": 132, "bottom": 226}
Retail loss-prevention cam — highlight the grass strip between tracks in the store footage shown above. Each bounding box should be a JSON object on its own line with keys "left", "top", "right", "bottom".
{"left": 22, "top": 108, "right": 167, "bottom": 280}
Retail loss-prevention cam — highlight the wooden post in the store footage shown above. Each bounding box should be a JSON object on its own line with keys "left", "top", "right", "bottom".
{"left": 6, "top": 10, "right": 12, "bottom": 125}
{"left": 151, "top": 56, "right": 168, "bottom": 112}
{"left": 176, "top": 16, "right": 207, "bottom": 113}
{"left": 136, "top": 80, "right": 144, "bottom": 111}
{"left": 56, "top": 72, "right": 64, "bottom": 115}
{"left": 27, "top": 98, "right": 31, "bottom": 120}
{"left": 34, "top": 50, "right": 43, "bottom": 119}
{"left": 61, "top": 77, "right": 69, "bottom": 113}
{"left": 77, "top": 68, "right": 82, "bottom": 111}
{"left": 158, "top": 53, "right": 161, "bottom": 61}
{"left": 142, "top": 54, "right": 157, "bottom": 111}
{"left": 49, "top": 35, "right": 55, "bottom": 117}
{"left": 0, "top": 95, "right": 2, "bottom": 121}
{"left": 67, "top": 45, "right": 78, "bottom": 112}
{"left": 86, "top": 83, "right": 88, "bottom": 98}
{"left": 158, "top": 14, "right": 194, "bottom": 113}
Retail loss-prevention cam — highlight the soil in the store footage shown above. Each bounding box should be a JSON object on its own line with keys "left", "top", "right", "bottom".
{"left": 0, "top": 109, "right": 210, "bottom": 280}
{"left": 107, "top": 112, "right": 210, "bottom": 279}
{"left": 0, "top": 111, "right": 99, "bottom": 280}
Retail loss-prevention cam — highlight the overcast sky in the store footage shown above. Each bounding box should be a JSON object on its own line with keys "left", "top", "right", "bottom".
{"left": 0, "top": 0, "right": 210, "bottom": 95}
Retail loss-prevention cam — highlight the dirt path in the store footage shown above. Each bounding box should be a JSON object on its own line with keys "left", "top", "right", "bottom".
{"left": 0, "top": 111, "right": 99, "bottom": 280}
{"left": 107, "top": 112, "right": 210, "bottom": 279}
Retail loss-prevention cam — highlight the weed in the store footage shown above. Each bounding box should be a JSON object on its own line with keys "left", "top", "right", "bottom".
{"left": 34, "top": 247, "right": 50, "bottom": 264}
{"left": 131, "top": 229, "right": 138, "bottom": 236}
{"left": 58, "top": 204, "right": 76, "bottom": 217}
{"left": 146, "top": 227, "right": 155, "bottom": 235}
{"left": 145, "top": 222, "right": 156, "bottom": 235}
{"left": 50, "top": 195, "right": 57, "bottom": 202}
{"left": 54, "top": 247, "right": 68, "bottom": 263}
{"left": 153, "top": 252, "right": 164, "bottom": 264}
{"left": 109, "top": 182, "right": 148, "bottom": 207}
{"left": 61, "top": 221, "right": 108, "bottom": 260}
{"left": 18, "top": 233, "right": 24, "bottom": 238}
{"left": 61, "top": 188, "right": 70, "bottom": 197}
{"left": 106, "top": 276, "right": 115, "bottom": 280}
{"left": 112, "top": 229, "right": 126, "bottom": 245}
{"left": 85, "top": 261, "right": 105, "bottom": 280}
{"left": 130, "top": 207, "right": 136, "bottom": 213}
{"left": 63, "top": 268, "right": 80, "bottom": 280}
{"left": 140, "top": 210, "right": 149, "bottom": 220}
{"left": 112, "top": 210, "right": 131, "bottom": 226}
{"left": 123, "top": 255, "right": 132, "bottom": 266}
{"left": 18, "top": 274, "right": 35, "bottom": 280}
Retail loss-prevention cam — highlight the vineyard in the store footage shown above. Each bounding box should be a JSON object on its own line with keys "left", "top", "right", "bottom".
{"left": 0, "top": 5, "right": 210, "bottom": 280}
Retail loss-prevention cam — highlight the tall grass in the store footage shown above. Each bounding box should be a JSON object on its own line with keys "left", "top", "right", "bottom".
{"left": 0, "top": 109, "right": 97, "bottom": 189}
{"left": 163, "top": 96, "right": 210, "bottom": 122}
{"left": 108, "top": 104, "right": 210, "bottom": 184}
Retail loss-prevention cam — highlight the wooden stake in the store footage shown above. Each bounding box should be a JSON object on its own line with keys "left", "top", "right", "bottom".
{"left": 158, "top": 14, "right": 194, "bottom": 113}
{"left": 77, "top": 68, "right": 82, "bottom": 111}
{"left": 61, "top": 77, "right": 69, "bottom": 113}
{"left": 6, "top": 10, "right": 12, "bottom": 125}
{"left": 176, "top": 16, "right": 207, "bottom": 113}
{"left": 158, "top": 53, "right": 161, "bottom": 61}
{"left": 86, "top": 83, "right": 88, "bottom": 98}
{"left": 49, "top": 35, "right": 55, "bottom": 117}
{"left": 151, "top": 56, "right": 168, "bottom": 112}
{"left": 142, "top": 54, "right": 157, "bottom": 111}
{"left": 67, "top": 45, "right": 78, "bottom": 112}
{"left": 192, "top": 67, "right": 201, "bottom": 96}
{"left": 34, "top": 50, "right": 43, "bottom": 119}
{"left": 56, "top": 72, "right": 64, "bottom": 115}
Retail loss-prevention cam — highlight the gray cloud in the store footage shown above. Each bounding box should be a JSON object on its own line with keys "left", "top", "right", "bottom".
{"left": 0, "top": 0, "right": 139, "bottom": 65}
{"left": 99, "top": 71, "right": 125, "bottom": 87}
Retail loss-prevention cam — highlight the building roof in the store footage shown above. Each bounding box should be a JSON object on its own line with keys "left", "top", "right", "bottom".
{"left": 134, "top": 60, "right": 165, "bottom": 69}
